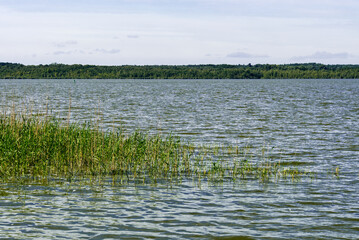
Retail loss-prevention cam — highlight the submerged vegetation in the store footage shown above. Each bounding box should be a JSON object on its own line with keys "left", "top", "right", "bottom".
{"left": 0, "top": 111, "right": 313, "bottom": 185}
{"left": 1, "top": 62, "right": 359, "bottom": 79}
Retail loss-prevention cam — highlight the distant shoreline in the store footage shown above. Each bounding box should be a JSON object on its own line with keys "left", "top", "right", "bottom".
{"left": 1, "top": 62, "right": 359, "bottom": 79}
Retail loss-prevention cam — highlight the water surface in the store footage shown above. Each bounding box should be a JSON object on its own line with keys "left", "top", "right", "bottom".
{"left": 1, "top": 79, "right": 358, "bottom": 239}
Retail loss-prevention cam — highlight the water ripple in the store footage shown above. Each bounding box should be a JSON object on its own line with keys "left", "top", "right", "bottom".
{"left": 1, "top": 79, "right": 358, "bottom": 239}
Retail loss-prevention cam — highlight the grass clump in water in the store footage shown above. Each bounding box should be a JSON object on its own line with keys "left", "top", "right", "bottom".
{"left": 0, "top": 113, "right": 193, "bottom": 181}
{"left": 0, "top": 112, "right": 310, "bottom": 184}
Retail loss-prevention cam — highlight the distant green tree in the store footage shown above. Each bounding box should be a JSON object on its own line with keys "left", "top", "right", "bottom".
{"left": 1, "top": 62, "right": 359, "bottom": 79}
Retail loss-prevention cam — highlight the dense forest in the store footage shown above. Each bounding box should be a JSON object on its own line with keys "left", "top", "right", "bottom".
{"left": 1, "top": 62, "right": 359, "bottom": 79}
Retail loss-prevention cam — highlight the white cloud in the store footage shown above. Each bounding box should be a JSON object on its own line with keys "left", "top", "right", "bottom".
{"left": 127, "top": 35, "right": 139, "bottom": 39}
{"left": 291, "top": 51, "right": 352, "bottom": 62}
{"left": 53, "top": 49, "right": 86, "bottom": 55}
{"left": 53, "top": 51, "right": 72, "bottom": 55}
{"left": 227, "top": 52, "right": 269, "bottom": 58}
{"left": 54, "top": 40, "right": 78, "bottom": 48}
{"left": 0, "top": 1, "right": 358, "bottom": 65}
{"left": 93, "top": 49, "right": 121, "bottom": 54}
{"left": 227, "top": 52, "right": 253, "bottom": 58}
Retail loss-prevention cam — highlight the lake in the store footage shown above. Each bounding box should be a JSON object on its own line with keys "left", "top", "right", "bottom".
{"left": 1, "top": 79, "right": 358, "bottom": 239}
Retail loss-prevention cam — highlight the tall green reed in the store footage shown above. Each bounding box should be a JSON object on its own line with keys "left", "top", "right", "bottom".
{"left": 0, "top": 110, "right": 311, "bottom": 184}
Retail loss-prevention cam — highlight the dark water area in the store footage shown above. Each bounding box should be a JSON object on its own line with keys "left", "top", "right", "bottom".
{"left": 0, "top": 79, "right": 358, "bottom": 239}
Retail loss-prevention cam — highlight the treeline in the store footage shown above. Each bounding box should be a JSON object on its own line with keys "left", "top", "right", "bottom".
{"left": 1, "top": 62, "right": 359, "bottom": 79}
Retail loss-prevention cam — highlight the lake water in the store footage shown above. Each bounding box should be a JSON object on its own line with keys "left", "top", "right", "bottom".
{"left": 0, "top": 79, "right": 358, "bottom": 239}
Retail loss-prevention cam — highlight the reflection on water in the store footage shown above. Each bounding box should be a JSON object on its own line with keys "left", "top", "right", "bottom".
{"left": 0, "top": 79, "right": 358, "bottom": 239}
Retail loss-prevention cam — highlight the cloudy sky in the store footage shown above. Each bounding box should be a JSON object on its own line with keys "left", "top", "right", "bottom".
{"left": 0, "top": 0, "right": 358, "bottom": 65}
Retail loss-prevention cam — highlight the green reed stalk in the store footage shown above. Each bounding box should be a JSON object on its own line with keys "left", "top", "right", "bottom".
{"left": 0, "top": 112, "right": 311, "bottom": 184}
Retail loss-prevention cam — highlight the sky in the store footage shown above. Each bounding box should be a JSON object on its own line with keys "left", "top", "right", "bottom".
{"left": 0, "top": 0, "right": 358, "bottom": 65}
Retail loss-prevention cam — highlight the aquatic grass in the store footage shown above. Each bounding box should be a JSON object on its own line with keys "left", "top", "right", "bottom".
{"left": 0, "top": 112, "right": 191, "bottom": 181}
{"left": 0, "top": 112, "right": 312, "bottom": 185}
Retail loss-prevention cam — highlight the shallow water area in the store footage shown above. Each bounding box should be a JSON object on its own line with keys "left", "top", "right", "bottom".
{"left": 1, "top": 177, "right": 358, "bottom": 240}
{"left": 1, "top": 79, "right": 358, "bottom": 239}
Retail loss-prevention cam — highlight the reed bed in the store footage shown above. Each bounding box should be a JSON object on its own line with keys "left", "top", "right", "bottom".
{"left": 0, "top": 111, "right": 310, "bottom": 184}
